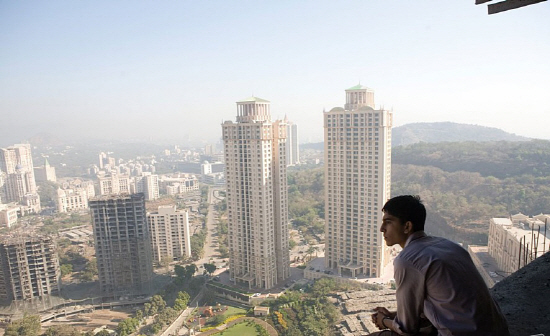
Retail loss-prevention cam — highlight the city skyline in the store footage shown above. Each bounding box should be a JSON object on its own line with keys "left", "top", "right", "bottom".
{"left": 1, "top": 2, "right": 549, "bottom": 146}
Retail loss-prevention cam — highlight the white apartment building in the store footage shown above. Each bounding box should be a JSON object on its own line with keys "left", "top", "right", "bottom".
{"left": 0, "top": 203, "right": 20, "bottom": 227}
{"left": 285, "top": 118, "right": 300, "bottom": 166}
{"left": 222, "top": 96, "right": 290, "bottom": 289}
{"left": 56, "top": 188, "right": 90, "bottom": 213}
{"left": 488, "top": 214, "right": 549, "bottom": 275}
{"left": 324, "top": 85, "right": 393, "bottom": 278}
{"left": 0, "top": 144, "right": 41, "bottom": 213}
{"left": 147, "top": 205, "right": 191, "bottom": 263}
{"left": 97, "top": 173, "right": 131, "bottom": 195}
{"left": 134, "top": 173, "right": 160, "bottom": 201}
{"left": 160, "top": 174, "right": 199, "bottom": 195}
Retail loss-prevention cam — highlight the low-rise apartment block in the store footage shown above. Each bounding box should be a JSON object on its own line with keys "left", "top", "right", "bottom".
{"left": 160, "top": 174, "right": 199, "bottom": 195}
{"left": 488, "top": 214, "right": 549, "bottom": 274}
{"left": 0, "top": 203, "right": 20, "bottom": 227}
{"left": 147, "top": 205, "right": 191, "bottom": 263}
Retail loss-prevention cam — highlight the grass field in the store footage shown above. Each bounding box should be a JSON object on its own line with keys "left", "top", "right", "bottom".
{"left": 223, "top": 306, "right": 246, "bottom": 317}
{"left": 217, "top": 322, "right": 260, "bottom": 336}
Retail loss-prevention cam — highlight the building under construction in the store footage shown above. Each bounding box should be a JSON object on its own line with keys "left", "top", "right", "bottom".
{"left": 0, "top": 235, "right": 60, "bottom": 303}
{"left": 90, "top": 193, "right": 153, "bottom": 297}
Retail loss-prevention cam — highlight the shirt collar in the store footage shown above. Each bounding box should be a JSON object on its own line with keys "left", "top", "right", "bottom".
{"left": 404, "top": 231, "right": 427, "bottom": 248}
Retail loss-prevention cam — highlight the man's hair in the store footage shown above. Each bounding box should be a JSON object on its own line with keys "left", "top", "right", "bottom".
{"left": 382, "top": 195, "right": 426, "bottom": 232}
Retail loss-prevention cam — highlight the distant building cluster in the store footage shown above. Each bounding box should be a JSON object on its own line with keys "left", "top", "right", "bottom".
{"left": 56, "top": 179, "right": 95, "bottom": 213}
{"left": 0, "top": 144, "right": 43, "bottom": 226}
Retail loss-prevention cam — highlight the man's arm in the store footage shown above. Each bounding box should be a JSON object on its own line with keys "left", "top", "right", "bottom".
{"left": 372, "top": 307, "right": 398, "bottom": 331}
{"left": 392, "top": 257, "right": 426, "bottom": 335}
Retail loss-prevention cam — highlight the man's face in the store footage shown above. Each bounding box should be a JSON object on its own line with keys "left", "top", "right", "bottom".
{"left": 380, "top": 212, "right": 409, "bottom": 247}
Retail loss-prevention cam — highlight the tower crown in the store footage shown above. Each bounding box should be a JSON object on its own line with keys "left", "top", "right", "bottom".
{"left": 236, "top": 97, "right": 271, "bottom": 123}
{"left": 345, "top": 84, "right": 375, "bottom": 110}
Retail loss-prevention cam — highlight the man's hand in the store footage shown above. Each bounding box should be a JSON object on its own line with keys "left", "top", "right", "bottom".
{"left": 371, "top": 307, "right": 396, "bottom": 330}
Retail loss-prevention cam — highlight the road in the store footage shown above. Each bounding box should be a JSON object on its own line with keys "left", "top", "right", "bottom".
{"left": 196, "top": 187, "right": 226, "bottom": 273}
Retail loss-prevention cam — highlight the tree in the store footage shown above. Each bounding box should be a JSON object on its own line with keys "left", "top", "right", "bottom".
{"left": 60, "top": 263, "right": 73, "bottom": 277}
{"left": 116, "top": 317, "right": 139, "bottom": 336}
{"left": 203, "top": 263, "right": 216, "bottom": 276}
{"left": 80, "top": 259, "right": 97, "bottom": 281}
{"left": 5, "top": 315, "right": 41, "bottom": 336}
{"left": 208, "top": 314, "right": 226, "bottom": 326}
{"left": 173, "top": 291, "right": 190, "bottom": 311}
{"left": 149, "top": 295, "right": 166, "bottom": 315}
{"left": 45, "top": 325, "right": 81, "bottom": 336}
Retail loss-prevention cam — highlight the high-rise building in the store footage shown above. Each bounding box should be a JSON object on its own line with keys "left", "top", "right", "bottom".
{"left": 284, "top": 117, "right": 300, "bottom": 166}
{"left": 0, "top": 235, "right": 60, "bottom": 302}
{"left": 90, "top": 193, "right": 153, "bottom": 297}
{"left": 0, "top": 144, "right": 41, "bottom": 213}
{"left": 222, "top": 97, "right": 290, "bottom": 289}
{"left": 147, "top": 205, "right": 191, "bottom": 263}
{"left": 135, "top": 173, "right": 160, "bottom": 201}
{"left": 324, "top": 85, "right": 392, "bottom": 278}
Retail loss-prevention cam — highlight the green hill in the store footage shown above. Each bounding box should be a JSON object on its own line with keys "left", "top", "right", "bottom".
{"left": 392, "top": 122, "right": 530, "bottom": 147}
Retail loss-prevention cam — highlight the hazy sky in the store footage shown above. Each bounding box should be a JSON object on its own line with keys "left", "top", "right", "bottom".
{"left": 1, "top": 1, "right": 549, "bottom": 146}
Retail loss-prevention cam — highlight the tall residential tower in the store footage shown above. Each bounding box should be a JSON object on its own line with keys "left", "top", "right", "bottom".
{"left": 90, "top": 193, "right": 153, "bottom": 297}
{"left": 284, "top": 117, "right": 300, "bottom": 166}
{"left": 222, "top": 97, "right": 290, "bottom": 289}
{"left": 324, "top": 85, "right": 392, "bottom": 278}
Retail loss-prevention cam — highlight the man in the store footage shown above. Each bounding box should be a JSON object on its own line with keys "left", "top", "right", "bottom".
{"left": 370, "top": 195, "right": 509, "bottom": 336}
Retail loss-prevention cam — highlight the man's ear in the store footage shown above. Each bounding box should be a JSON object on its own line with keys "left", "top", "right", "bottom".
{"left": 404, "top": 221, "right": 413, "bottom": 234}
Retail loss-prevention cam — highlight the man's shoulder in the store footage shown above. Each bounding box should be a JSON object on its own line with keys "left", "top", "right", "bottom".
{"left": 397, "top": 235, "right": 463, "bottom": 266}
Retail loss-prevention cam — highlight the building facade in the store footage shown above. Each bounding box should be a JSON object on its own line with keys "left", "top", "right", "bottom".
{"left": 56, "top": 188, "right": 90, "bottom": 213}
{"left": 324, "top": 85, "right": 393, "bottom": 278}
{"left": 285, "top": 118, "right": 300, "bottom": 166}
{"left": 0, "top": 204, "right": 19, "bottom": 227}
{"left": 147, "top": 205, "right": 191, "bottom": 263}
{"left": 90, "top": 193, "right": 153, "bottom": 297}
{"left": 0, "top": 144, "right": 41, "bottom": 213}
{"left": 0, "top": 235, "right": 60, "bottom": 302}
{"left": 134, "top": 173, "right": 160, "bottom": 201}
{"left": 488, "top": 214, "right": 549, "bottom": 275}
{"left": 34, "top": 159, "right": 57, "bottom": 183}
{"left": 222, "top": 97, "right": 290, "bottom": 289}
{"left": 97, "top": 173, "right": 131, "bottom": 195}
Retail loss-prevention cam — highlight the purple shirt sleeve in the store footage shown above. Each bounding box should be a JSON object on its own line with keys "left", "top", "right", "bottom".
{"left": 392, "top": 257, "right": 425, "bottom": 336}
